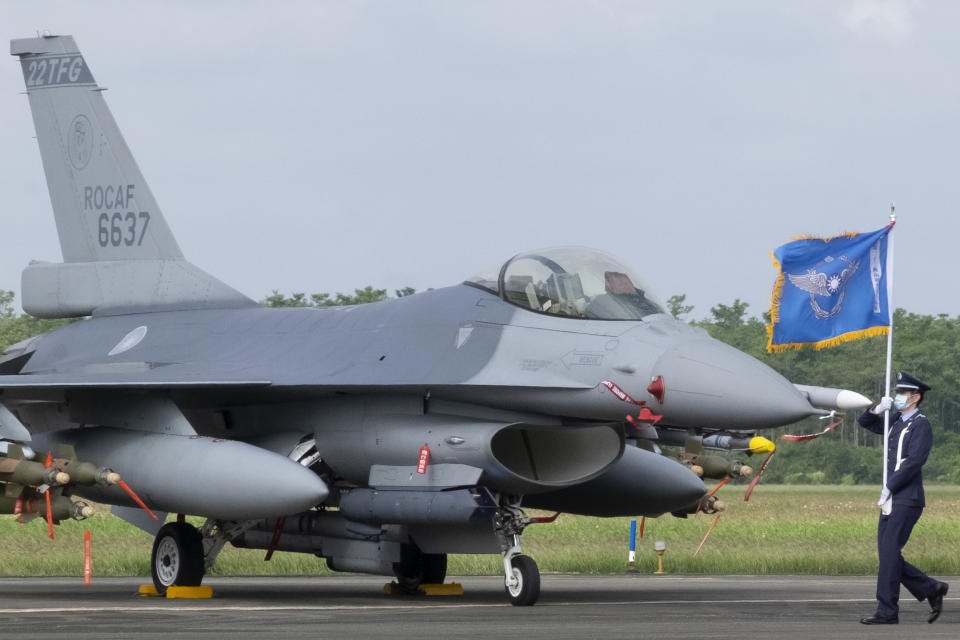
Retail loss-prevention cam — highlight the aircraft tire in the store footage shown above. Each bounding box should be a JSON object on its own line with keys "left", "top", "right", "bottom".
{"left": 505, "top": 554, "right": 540, "bottom": 606}
{"left": 422, "top": 553, "right": 447, "bottom": 585}
{"left": 151, "top": 522, "right": 205, "bottom": 595}
{"left": 393, "top": 549, "right": 448, "bottom": 591}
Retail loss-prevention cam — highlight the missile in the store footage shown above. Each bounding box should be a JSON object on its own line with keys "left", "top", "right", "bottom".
{"left": 0, "top": 457, "right": 70, "bottom": 490}
{"left": 702, "top": 435, "right": 775, "bottom": 454}
{"left": 52, "top": 458, "right": 120, "bottom": 486}
{"left": 659, "top": 431, "right": 775, "bottom": 480}
{"left": 794, "top": 384, "right": 871, "bottom": 411}
{"left": 0, "top": 492, "right": 94, "bottom": 521}
{"left": 673, "top": 492, "right": 725, "bottom": 516}
{"left": 659, "top": 430, "right": 775, "bottom": 455}
{"left": 685, "top": 455, "right": 753, "bottom": 479}
{"left": 32, "top": 427, "right": 329, "bottom": 520}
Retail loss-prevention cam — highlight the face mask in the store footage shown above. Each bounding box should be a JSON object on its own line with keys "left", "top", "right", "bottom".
{"left": 893, "top": 394, "right": 910, "bottom": 410}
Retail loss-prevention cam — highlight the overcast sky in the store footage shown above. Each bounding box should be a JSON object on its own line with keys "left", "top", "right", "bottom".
{"left": 2, "top": 1, "right": 958, "bottom": 319}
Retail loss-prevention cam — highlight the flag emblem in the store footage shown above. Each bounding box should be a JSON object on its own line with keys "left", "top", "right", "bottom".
{"left": 786, "top": 254, "right": 859, "bottom": 319}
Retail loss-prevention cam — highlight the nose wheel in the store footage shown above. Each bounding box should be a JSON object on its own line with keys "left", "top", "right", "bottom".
{"left": 498, "top": 497, "right": 542, "bottom": 606}
{"left": 151, "top": 522, "right": 205, "bottom": 595}
{"left": 504, "top": 549, "right": 540, "bottom": 606}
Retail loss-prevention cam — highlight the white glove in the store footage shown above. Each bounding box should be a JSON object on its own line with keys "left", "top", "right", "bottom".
{"left": 871, "top": 396, "right": 892, "bottom": 414}
{"left": 877, "top": 487, "right": 891, "bottom": 506}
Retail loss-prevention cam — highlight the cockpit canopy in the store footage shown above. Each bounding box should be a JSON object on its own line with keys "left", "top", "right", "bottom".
{"left": 466, "top": 247, "right": 666, "bottom": 320}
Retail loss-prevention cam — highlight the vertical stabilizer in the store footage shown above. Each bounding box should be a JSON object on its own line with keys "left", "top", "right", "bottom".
{"left": 12, "top": 35, "right": 180, "bottom": 262}
{"left": 11, "top": 35, "right": 253, "bottom": 317}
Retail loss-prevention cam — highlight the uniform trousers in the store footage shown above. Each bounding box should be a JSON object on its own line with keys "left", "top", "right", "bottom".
{"left": 876, "top": 504, "right": 938, "bottom": 616}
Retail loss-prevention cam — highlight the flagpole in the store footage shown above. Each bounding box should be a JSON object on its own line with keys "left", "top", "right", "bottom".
{"left": 882, "top": 206, "right": 896, "bottom": 493}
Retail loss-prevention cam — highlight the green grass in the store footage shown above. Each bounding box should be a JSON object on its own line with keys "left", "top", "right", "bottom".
{"left": 3, "top": 485, "right": 959, "bottom": 577}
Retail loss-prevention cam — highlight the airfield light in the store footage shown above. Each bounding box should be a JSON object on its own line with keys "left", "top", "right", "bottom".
{"left": 654, "top": 541, "right": 666, "bottom": 575}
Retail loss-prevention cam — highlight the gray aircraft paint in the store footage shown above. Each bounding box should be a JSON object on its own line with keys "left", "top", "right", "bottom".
{"left": 10, "top": 35, "right": 251, "bottom": 318}
{"left": 1, "top": 285, "right": 816, "bottom": 428}
{"left": 1, "top": 35, "right": 872, "bottom": 597}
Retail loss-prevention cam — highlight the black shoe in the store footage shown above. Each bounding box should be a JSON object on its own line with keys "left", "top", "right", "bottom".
{"left": 928, "top": 581, "right": 948, "bottom": 624}
{"left": 860, "top": 614, "right": 898, "bottom": 625}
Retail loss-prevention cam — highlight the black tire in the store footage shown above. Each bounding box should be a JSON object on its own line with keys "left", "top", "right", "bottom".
{"left": 393, "top": 548, "right": 448, "bottom": 592}
{"left": 422, "top": 553, "right": 447, "bottom": 585}
{"left": 151, "top": 522, "right": 205, "bottom": 595}
{"left": 505, "top": 554, "right": 540, "bottom": 606}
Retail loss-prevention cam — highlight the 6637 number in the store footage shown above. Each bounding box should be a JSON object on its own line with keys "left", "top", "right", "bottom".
{"left": 98, "top": 211, "right": 151, "bottom": 247}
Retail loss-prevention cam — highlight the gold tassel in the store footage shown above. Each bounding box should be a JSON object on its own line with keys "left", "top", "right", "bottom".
{"left": 767, "top": 325, "right": 889, "bottom": 353}
{"left": 765, "top": 255, "right": 785, "bottom": 352}
{"left": 785, "top": 230, "right": 861, "bottom": 243}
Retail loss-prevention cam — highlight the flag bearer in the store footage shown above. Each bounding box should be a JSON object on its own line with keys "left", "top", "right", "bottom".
{"left": 858, "top": 373, "right": 948, "bottom": 625}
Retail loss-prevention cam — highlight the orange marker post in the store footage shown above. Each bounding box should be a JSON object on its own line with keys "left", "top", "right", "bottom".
{"left": 45, "top": 491, "right": 55, "bottom": 540}
{"left": 83, "top": 530, "right": 93, "bottom": 585}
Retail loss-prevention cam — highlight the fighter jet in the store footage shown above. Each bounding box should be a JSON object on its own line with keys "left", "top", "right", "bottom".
{"left": 1, "top": 34, "right": 869, "bottom": 606}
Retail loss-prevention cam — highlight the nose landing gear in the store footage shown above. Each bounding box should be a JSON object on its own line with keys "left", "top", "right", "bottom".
{"left": 502, "top": 535, "right": 540, "bottom": 606}
{"left": 496, "top": 497, "right": 543, "bottom": 606}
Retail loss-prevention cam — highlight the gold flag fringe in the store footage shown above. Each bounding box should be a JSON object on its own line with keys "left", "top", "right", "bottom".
{"left": 768, "top": 254, "right": 785, "bottom": 325}
{"left": 766, "top": 324, "right": 889, "bottom": 353}
{"left": 784, "top": 231, "right": 860, "bottom": 243}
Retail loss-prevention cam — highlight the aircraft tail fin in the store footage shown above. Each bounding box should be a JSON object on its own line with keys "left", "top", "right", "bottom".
{"left": 11, "top": 35, "right": 253, "bottom": 317}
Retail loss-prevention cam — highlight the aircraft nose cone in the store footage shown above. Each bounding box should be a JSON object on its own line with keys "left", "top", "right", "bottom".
{"left": 651, "top": 338, "right": 816, "bottom": 429}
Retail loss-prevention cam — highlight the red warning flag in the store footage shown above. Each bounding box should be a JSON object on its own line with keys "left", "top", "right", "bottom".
{"left": 417, "top": 445, "right": 430, "bottom": 474}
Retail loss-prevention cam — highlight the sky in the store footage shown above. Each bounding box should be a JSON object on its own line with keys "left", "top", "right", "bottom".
{"left": 2, "top": 1, "right": 958, "bottom": 319}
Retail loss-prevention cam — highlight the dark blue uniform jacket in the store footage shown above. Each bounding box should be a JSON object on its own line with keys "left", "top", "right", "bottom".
{"left": 858, "top": 409, "right": 932, "bottom": 507}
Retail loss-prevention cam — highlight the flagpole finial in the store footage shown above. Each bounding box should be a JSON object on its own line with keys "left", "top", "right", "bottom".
{"left": 890, "top": 204, "right": 896, "bottom": 223}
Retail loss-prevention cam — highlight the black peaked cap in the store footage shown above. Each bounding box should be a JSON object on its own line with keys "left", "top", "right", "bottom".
{"left": 896, "top": 372, "right": 931, "bottom": 393}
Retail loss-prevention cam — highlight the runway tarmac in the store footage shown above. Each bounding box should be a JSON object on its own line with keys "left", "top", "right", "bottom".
{"left": 0, "top": 574, "right": 956, "bottom": 639}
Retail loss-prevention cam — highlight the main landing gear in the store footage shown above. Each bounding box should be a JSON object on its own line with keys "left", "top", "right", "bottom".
{"left": 150, "top": 517, "right": 261, "bottom": 595}
{"left": 497, "top": 497, "right": 542, "bottom": 606}
{"left": 151, "top": 522, "right": 205, "bottom": 595}
{"left": 393, "top": 547, "right": 448, "bottom": 593}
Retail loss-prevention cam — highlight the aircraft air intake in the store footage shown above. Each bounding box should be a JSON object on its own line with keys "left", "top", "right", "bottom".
{"left": 489, "top": 424, "right": 623, "bottom": 486}
{"left": 314, "top": 415, "right": 624, "bottom": 496}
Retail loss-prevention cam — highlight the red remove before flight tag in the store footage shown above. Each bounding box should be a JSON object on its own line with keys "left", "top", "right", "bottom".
{"left": 600, "top": 380, "right": 645, "bottom": 405}
{"left": 417, "top": 445, "right": 430, "bottom": 474}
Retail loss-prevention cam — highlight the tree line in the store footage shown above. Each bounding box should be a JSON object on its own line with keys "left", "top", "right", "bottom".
{"left": 2, "top": 288, "right": 958, "bottom": 484}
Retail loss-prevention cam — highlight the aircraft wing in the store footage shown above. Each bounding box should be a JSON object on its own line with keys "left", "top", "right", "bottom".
{"left": 0, "top": 373, "right": 594, "bottom": 391}
{"left": 0, "top": 370, "right": 271, "bottom": 390}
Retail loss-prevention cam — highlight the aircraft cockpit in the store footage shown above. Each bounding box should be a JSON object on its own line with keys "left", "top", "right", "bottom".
{"left": 466, "top": 247, "right": 666, "bottom": 320}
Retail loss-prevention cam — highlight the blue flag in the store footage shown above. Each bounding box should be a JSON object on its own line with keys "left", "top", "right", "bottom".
{"left": 767, "top": 224, "right": 893, "bottom": 352}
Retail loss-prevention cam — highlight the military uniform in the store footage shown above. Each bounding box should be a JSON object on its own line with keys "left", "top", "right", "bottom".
{"left": 858, "top": 372, "right": 947, "bottom": 624}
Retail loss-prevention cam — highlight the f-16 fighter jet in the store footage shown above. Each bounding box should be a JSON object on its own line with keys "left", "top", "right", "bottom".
{"left": 1, "top": 34, "right": 869, "bottom": 605}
